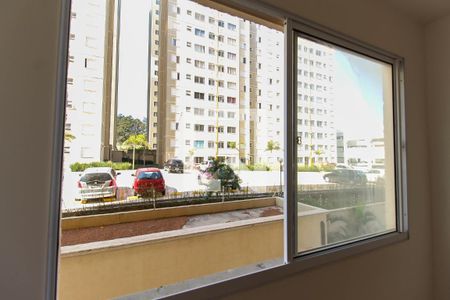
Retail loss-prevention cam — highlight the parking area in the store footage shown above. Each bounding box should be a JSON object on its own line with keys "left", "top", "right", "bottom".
{"left": 61, "top": 169, "right": 328, "bottom": 211}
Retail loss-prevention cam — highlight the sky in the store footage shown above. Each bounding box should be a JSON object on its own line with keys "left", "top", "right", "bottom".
{"left": 333, "top": 49, "right": 392, "bottom": 140}
{"left": 116, "top": 0, "right": 150, "bottom": 120}
{"left": 114, "top": 2, "right": 393, "bottom": 140}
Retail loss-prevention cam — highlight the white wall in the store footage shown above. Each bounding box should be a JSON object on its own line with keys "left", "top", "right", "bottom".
{"left": 0, "top": 0, "right": 433, "bottom": 299}
{"left": 426, "top": 14, "right": 450, "bottom": 300}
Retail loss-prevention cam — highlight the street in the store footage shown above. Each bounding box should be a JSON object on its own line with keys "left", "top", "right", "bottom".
{"left": 61, "top": 169, "right": 328, "bottom": 211}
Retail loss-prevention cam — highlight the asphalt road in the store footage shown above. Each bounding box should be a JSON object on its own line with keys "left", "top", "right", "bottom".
{"left": 60, "top": 169, "right": 327, "bottom": 211}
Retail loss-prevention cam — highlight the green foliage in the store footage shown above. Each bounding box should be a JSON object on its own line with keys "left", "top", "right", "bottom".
{"left": 70, "top": 161, "right": 132, "bottom": 172}
{"left": 265, "top": 140, "right": 280, "bottom": 152}
{"left": 122, "top": 134, "right": 148, "bottom": 150}
{"left": 64, "top": 131, "right": 75, "bottom": 142}
{"left": 297, "top": 164, "right": 336, "bottom": 172}
{"left": 207, "top": 159, "right": 241, "bottom": 190}
{"left": 242, "top": 163, "right": 271, "bottom": 171}
{"left": 116, "top": 114, "right": 146, "bottom": 145}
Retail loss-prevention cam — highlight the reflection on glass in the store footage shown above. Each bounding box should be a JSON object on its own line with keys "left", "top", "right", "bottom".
{"left": 296, "top": 36, "right": 395, "bottom": 253}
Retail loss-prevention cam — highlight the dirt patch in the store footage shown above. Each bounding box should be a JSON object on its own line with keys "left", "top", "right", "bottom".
{"left": 61, "top": 206, "right": 283, "bottom": 246}
{"left": 260, "top": 207, "right": 283, "bottom": 217}
{"left": 61, "top": 216, "right": 188, "bottom": 246}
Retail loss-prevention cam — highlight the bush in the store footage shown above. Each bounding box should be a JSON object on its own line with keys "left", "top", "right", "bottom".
{"left": 70, "top": 161, "right": 132, "bottom": 172}
{"left": 206, "top": 160, "right": 241, "bottom": 190}
{"left": 239, "top": 163, "right": 271, "bottom": 171}
{"left": 297, "top": 164, "right": 336, "bottom": 172}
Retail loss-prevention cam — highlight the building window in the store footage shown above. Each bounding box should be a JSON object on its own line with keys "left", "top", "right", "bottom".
{"left": 194, "top": 92, "right": 205, "bottom": 100}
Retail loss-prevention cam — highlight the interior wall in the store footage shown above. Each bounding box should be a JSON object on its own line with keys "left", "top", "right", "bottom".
{"left": 0, "top": 0, "right": 432, "bottom": 299}
{"left": 425, "top": 14, "right": 450, "bottom": 300}
{"left": 0, "top": 1, "right": 60, "bottom": 299}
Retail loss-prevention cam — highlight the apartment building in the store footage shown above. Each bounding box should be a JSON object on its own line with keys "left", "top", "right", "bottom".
{"left": 155, "top": 0, "right": 287, "bottom": 166}
{"left": 297, "top": 38, "right": 337, "bottom": 165}
{"left": 64, "top": 0, "right": 109, "bottom": 166}
{"left": 64, "top": 0, "right": 336, "bottom": 168}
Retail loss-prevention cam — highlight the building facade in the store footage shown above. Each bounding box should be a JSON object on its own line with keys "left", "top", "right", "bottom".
{"left": 297, "top": 37, "right": 337, "bottom": 166}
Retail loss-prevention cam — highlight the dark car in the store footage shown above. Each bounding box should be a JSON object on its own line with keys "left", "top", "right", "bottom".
{"left": 323, "top": 169, "right": 367, "bottom": 185}
{"left": 164, "top": 159, "right": 184, "bottom": 173}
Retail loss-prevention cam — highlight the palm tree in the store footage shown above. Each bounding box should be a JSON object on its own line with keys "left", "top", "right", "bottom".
{"left": 123, "top": 134, "right": 148, "bottom": 169}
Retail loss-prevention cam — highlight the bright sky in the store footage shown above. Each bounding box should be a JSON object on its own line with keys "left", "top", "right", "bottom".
{"left": 333, "top": 49, "right": 392, "bottom": 140}
{"left": 116, "top": 0, "right": 150, "bottom": 121}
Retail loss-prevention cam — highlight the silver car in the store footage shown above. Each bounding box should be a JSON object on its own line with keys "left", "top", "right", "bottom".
{"left": 76, "top": 167, "right": 119, "bottom": 200}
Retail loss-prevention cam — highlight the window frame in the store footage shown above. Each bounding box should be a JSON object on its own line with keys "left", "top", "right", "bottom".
{"left": 49, "top": 0, "right": 408, "bottom": 299}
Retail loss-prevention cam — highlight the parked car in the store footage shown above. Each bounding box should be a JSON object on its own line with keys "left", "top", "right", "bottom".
{"left": 132, "top": 168, "right": 166, "bottom": 197}
{"left": 323, "top": 169, "right": 367, "bottom": 185}
{"left": 365, "top": 169, "right": 385, "bottom": 183}
{"left": 164, "top": 158, "right": 184, "bottom": 173}
{"left": 76, "top": 167, "right": 119, "bottom": 201}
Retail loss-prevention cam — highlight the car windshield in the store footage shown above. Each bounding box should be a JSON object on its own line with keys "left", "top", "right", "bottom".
{"left": 80, "top": 173, "right": 112, "bottom": 183}
{"left": 137, "top": 171, "right": 162, "bottom": 180}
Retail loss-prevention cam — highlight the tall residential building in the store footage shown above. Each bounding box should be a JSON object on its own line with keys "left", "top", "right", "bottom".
{"left": 155, "top": 0, "right": 284, "bottom": 166}
{"left": 64, "top": 0, "right": 337, "bottom": 168}
{"left": 297, "top": 38, "right": 337, "bottom": 165}
{"left": 65, "top": 0, "right": 107, "bottom": 166}
{"left": 65, "top": 0, "right": 116, "bottom": 167}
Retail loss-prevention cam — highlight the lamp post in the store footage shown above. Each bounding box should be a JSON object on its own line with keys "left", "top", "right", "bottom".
{"left": 277, "top": 157, "right": 283, "bottom": 195}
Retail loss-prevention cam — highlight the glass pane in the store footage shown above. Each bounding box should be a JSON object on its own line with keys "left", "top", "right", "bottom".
{"left": 59, "top": 0, "right": 285, "bottom": 298}
{"left": 296, "top": 35, "right": 396, "bottom": 254}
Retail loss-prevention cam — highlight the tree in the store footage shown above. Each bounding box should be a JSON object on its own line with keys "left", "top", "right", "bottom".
{"left": 116, "top": 114, "right": 146, "bottom": 145}
{"left": 265, "top": 140, "right": 280, "bottom": 153}
{"left": 64, "top": 131, "right": 75, "bottom": 142}
{"left": 122, "top": 134, "right": 148, "bottom": 169}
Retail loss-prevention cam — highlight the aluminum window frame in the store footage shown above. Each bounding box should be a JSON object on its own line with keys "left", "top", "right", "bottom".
{"left": 48, "top": 0, "right": 408, "bottom": 299}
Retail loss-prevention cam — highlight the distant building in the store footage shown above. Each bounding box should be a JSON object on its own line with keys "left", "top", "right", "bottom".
{"left": 345, "top": 138, "right": 385, "bottom": 167}
{"left": 297, "top": 37, "right": 337, "bottom": 166}
{"left": 65, "top": 0, "right": 110, "bottom": 167}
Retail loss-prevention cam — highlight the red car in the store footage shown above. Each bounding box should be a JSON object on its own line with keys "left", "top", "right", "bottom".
{"left": 132, "top": 168, "right": 166, "bottom": 197}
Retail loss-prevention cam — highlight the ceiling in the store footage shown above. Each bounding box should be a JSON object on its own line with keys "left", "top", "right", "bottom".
{"left": 380, "top": 0, "right": 450, "bottom": 24}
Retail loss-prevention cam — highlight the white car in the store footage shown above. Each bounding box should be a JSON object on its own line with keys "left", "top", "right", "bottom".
{"left": 76, "top": 167, "right": 119, "bottom": 201}
{"left": 365, "top": 169, "right": 385, "bottom": 183}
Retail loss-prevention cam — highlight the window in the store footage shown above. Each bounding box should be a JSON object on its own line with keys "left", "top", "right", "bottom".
{"left": 227, "top": 23, "right": 236, "bottom": 31}
{"left": 194, "top": 12, "right": 205, "bottom": 21}
{"left": 194, "top": 60, "right": 205, "bottom": 68}
{"left": 194, "top": 92, "right": 204, "bottom": 99}
{"left": 194, "top": 76, "right": 205, "bottom": 84}
{"left": 227, "top": 127, "right": 236, "bottom": 134}
{"left": 194, "top": 140, "right": 204, "bottom": 148}
{"left": 194, "top": 124, "right": 204, "bottom": 131}
{"left": 57, "top": 1, "right": 405, "bottom": 299}
{"left": 227, "top": 52, "right": 236, "bottom": 60}
{"left": 194, "top": 44, "right": 205, "bottom": 53}
{"left": 194, "top": 28, "right": 205, "bottom": 37}
{"left": 194, "top": 108, "right": 204, "bottom": 115}
{"left": 227, "top": 97, "right": 236, "bottom": 104}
